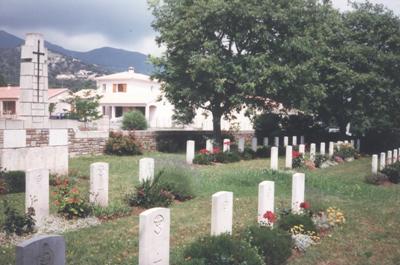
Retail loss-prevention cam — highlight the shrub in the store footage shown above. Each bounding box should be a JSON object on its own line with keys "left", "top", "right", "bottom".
{"left": 53, "top": 179, "right": 92, "bottom": 219}
{"left": 2, "top": 200, "right": 35, "bottom": 235}
{"left": 105, "top": 131, "right": 142, "bottom": 156}
{"left": 364, "top": 172, "right": 388, "bottom": 185}
{"left": 256, "top": 146, "right": 269, "bottom": 158}
{"left": 278, "top": 212, "right": 317, "bottom": 233}
{"left": 125, "top": 172, "right": 174, "bottom": 208}
{"left": 241, "top": 147, "right": 256, "bottom": 160}
{"left": 0, "top": 169, "right": 25, "bottom": 194}
{"left": 381, "top": 161, "right": 400, "bottom": 184}
{"left": 292, "top": 152, "right": 304, "bottom": 168}
{"left": 214, "top": 151, "right": 241, "bottom": 163}
{"left": 334, "top": 144, "right": 357, "bottom": 159}
{"left": 193, "top": 153, "right": 213, "bottom": 165}
{"left": 122, "top": 110, "right": 147, "bottom": 130}
{"left": 158, "top": 167, "right": 195, "bottom": 201}
{"left": 314, "top": 154, "right": 329, "bottom": 168}
{"left": 183, "top": 234, "right": 265, "bottom": 265}
{"left": 244, "top": 226, "right": 292, "bottom": 265}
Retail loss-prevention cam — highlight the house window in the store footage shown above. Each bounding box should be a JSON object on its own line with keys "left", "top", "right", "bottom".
{"left": 3, "top": 101, "right": 16, "bottom": 115}
{"left": 102, "top": 84, "right": 107, "bottom": 93}
{"left": 115, "top": 107, "right": 123, "bottom": 117}
{"left": 112, "top": 83, "right": 127, "bottom": 93}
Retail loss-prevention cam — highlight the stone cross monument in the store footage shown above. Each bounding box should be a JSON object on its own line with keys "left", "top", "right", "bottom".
{"left": 19, "top": 33, "right": 49, "bottom": 128}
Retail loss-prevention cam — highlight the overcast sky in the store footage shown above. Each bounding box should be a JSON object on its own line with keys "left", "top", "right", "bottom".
{"left": 0, "top": 0, "right": 399, "bottom": 56}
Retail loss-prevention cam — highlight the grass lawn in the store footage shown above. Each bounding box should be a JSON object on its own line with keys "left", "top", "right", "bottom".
{"left": 1, "top": 153, "right": 399, "bottom": 264}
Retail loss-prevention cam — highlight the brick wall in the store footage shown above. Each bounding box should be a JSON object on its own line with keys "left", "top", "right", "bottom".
{"left": 68, "top": 129, "right": 108, "bottom": 157}
{"left": 26, "top": 129, "right": 49, "bottom": 147}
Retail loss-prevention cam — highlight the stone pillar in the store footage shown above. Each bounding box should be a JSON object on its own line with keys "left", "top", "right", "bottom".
{"left": 25, "top": 168, "right": 49, "bottom": 226}
{"left": 90, "top": 162, "right": 109, "bottom": 207}
{"left": 258, "top": 181, "right": 274, "bottom": 225}
{"left": 320, "top": 142, "right": 326, "bottom": 155}
{"left": 285, "top": 145, "right": 292, "bottom": 169}
{"left": 292, "top": 136, "right": 297, "bottom": 146}
{"left": 283, "top": 136, "right": 289, "bottom": 147}
{"left": 211, "top": 191, "right": 233, "bottom": 235}
{"left": 329, "top": 142, "right": 334, "bottom": 157}
{"left": 291, "top": 173, "right": 305, "bottom": 214}
{"left": 387, "top": 151, "right": 393, "bottom": 165}
{"left": 223, "top": 138, "right": 230, "bottom": 152}
{"left": 263, "top": 137, "right": 269, "bottom": 147}
{"left": 299, "top": 144, "right": 305, "bottom": 154}
{"left": 310, "top": 143, "right": 316, "bottom": 161}
{"left": 393, "top": 149, "right": 398, "bottom": 163}
{"left": 111, "top": 106, "right": 116, "bottom": 119}
{"left": 371, "top": 155, "right": 378, "bottom": 174}
{"left": 270, "top": 147, "right": 278, "bottom": 170}
{"left": 206, "top": 139, "right": 213, "bottom": 153}
{"left": 186, "top": 140, "right": 195, "bottom": 164}
{"left": 238, "top": 138, "right": 245, "bottom": 153}
{"left": 251, "top": 137, "right": 257, "bottom": 152}
{"left": 274, "top": 137, "right": 279, "bottom": 147}
{"left": 380, "top": 152, "right": 386, "bottom": 171}
{"left": 19, "top": 33, "right": 49, "bottom": 128}
{"left": 139, "top": 158, "right": 155, "bottom": 182}
{"left": 139, "top": 208, "right": 170, "bottom": 265}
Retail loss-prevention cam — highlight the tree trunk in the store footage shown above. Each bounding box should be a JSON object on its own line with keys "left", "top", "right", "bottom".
{"left": 212, "top": 112, "right": 223, "bottom": 147}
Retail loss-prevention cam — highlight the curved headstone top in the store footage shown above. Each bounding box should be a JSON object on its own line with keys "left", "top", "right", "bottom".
{"left": 16, "top": 235, "right": 65, "bottom": 265}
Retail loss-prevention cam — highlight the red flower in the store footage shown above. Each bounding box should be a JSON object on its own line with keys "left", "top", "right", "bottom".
{"left": 213, "top": 147, "right": 221, "bottom": 153}
{"left": 300, "top": 201, "right": 310, "bottom": 209}
{"left": 263, "top": 211, "right": 276, "bottom": 223}
{"left": 199, "top": 149, "right": 209, "bottom": 154}
{"left": 292, "top": 151, "right": 301, "bottom": 159}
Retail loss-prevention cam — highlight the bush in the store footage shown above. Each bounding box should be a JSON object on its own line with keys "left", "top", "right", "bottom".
{"left": 292, "top": 151, "right": 304, "bottom": 168}
{"left": 0, "top": 170, "right": 25, "bottom": 194}
{"left": 278, "top": 212, "right": 317, "bottom": 233}
{"left": 193, "top": 153, "right": 214, "bottom": 165}
{"left": 214, "top": 151, "right": 241, "bottom": 163}
{"left": 314, "top": 154, "right": 329, "bottom": 168}
{"left": 256, "top": 146, "right": 270, "bottom": 158}
{"left": 364, "top": 172, "right": 388, "bottom": 185}
{"left": 381, "top": 162, "right": 400, "bottom": 184}
{"left": 158, "top": 167, "right": 195, "bottom": 201}
{"left": 105, "top": 131, "right": 142, "bottom": 156}
{"left": 334, "top": 144, "right": 357, "bottom": 159}
{"left": 244, "top": 226, "right": 292, "bottom": 265}
{"left": 183, "top": 234, "right": 265, "bottom": 265}
{"left": 122, "top": 110, "right": 147, "bottom": 130}
{"left": 125, "top": 172, "right": 175, "bottom": 208}
{"left": 2, "top": 200, "right": 35, "bottom": 235}
{"left": 241, "top": 147, "right": 256, "bottom": 160}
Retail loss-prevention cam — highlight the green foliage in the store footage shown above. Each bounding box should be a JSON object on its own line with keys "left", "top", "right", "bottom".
{"left": 255, "top": 146, "right": 269, "bottom": 158}
{"left": 214, "top": 151, "right": 241, "bottom": 163}
{"left": 48, "top": 102, "right": 56, "bottom": 116}
{"left": 364, "top": 172, "right": 388, "bottom": 185}
{"left": 105, "top": 131, "right": 142, "bottom": 156}
{"left": 63, "top": 90, "right": 102, "bottom": 124}
{"left": 193, "top": 153, "right": 214, "bottom": 165}
{"left": 314, "top": 154, "right": 329, "bottom": 168}
{"left": 125, "top": 172, "right": 175, "bottom": 208}
{"left": 293, "top": 152, "right": 305, "bottom": 169}
{"left": 122, "top": 110, "right": 148, "bottom": 130}
{"left": 334, "top": 144, "right": 357, "bottom": 159}
{"left": 0, "top": 169, "right": 25, "bottom": 194}
{"left": 278, "top": 212, "right": 317, "bottom": 233}
{"left": 158, "top": 167, "right": 195, "bottom": 201}
{"left": 244, "top": 226, "right": 293, "bottom": 265}
{"left": 241, "top": 147, "right": 256, "bottom": 160}
{"left": 2, "top": 200, "right": 35, "bottom": 236}
{"left": 183, "top": 234, "right": 265, "bottom": 265}
{"left": 254, "top": 113, "right": 283, "bottom": 138}
{"left": 381, "top": 162, "right": 400, "bottom": 184}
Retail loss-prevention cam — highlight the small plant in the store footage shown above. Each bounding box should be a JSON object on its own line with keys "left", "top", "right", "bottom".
{"left": 2, "top": 200, "right": 35, "bottom": 236}
{"left": 158, "top": 167, "right": 195, "bottom": 201}
{"left": 0, "top": 169, "right": 25, "bottom": 194}
{"left": 244, "top": 225, "right": 292, "bottom": 265}
{"left": 241, "top": 147, "right": 256, "bottom": 160}
{"left": 122, "top": 110, "right": 148, "bottom": 130}
{"left": 334, "top": 144, "right": 357, "bottom": 159}
{"left": 105, "top": 131, "right": 142, "bottom": 156}
{"left": 193, "top": 149, "right": 214, "bottom": 165}
{"left": 183, "top": 234, "right": 265, "bottom": 265}
{"left": 292, "top": 151, "right": 304, "bottom": 168}
{"left": 381, "top": 161, "right": 400, "bottom": 184}
{"left": 214, "top": 151, "right": 241, "bottom": 163}
{"left": 53, "top": 179, "right": 92, "bottom": 219}
{"left": 290, "top": 224, "right": 320, "bottom": 252}
{"left": 364, "top": 172, "right": 388, "bottom": 185}
{"left": 326, "top": 207, "right": 346, "bottom": 226}
{"left": 256, "top": 146, "right": 269, "bottom": 158}
{"left": 278, "top": 212, "right": 317, "bottom": 233}
{"left": 314, "top": 154, "right": 329, "bottom": 168}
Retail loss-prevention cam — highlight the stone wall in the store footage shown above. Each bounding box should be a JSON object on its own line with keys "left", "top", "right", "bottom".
{"left": 68, "top": 129, "right": 108, "bottom": 157}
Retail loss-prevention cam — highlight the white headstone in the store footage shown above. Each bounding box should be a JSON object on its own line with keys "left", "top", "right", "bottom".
{"left": 329, "top": 142, "right": 334, "bottom": 156}
{"left": 283, "top": 136, "right": 289, "bottom": 147}
{"left": 251, "top": 137, "right": 258, "bottom": 152}
{"left": 90, "top": 162, "right": 109, "bottom": 207}
{"left": 25, "top": 168, "right": 49, "bottom": 225}
{"left": 300, "top": 136, "right": 305, "bottom": 144}
{"left": 320, "top": 142, "right": 326, "bottom": 155}
{"left": 139, "top": 158, "right": 155, "bottom": 182}
{"left": 258, "top": 181, "right": 274, "bottom": 225}
{"left": 223, "top": 138, "right": 231, "bottom": 152}
{"left": 393, "top": 149, "right": 398, "bottom": 163}
{"left": 387, "top": 151, "right": 393, "bottom": 165}
{"left": 211, "top": 191, "right": 233, "bottom": 235}
{"left": 310, "top": 143, "right": 316, "bottom": 161}
{"left": 380, "top": 152, "right": 386, "bottom": 170}
{"left": 263, "top": 137, "right": 269, "bottom": 147}
{"left": 291, "top": 173, "right": 305, "bottom": 214}
{"left": 186, "top": 140, "right": 195, "bottom": 164}
{"left": 139, "top": 208, "right": 170, "bottom": 265}
{"left": 238, "top": 138, "right": 245, "bottom": 153}
{"left": 356, "top": 139, "right": 361, "bottom": 152}
{"left": 292, "top": 136, "right": 297, "bottom": 146}
{"left": 350, "top": 140, "right": 355, "bottom": 147}
{"left": 270, "top": 146, "right": 279, "bottom": 170}
{"left": 285, "top": 145, "right": 292, "bottom": 169}
{"left": 299, "top": 144, "right": 305, "bottom": 154}
{"left": 206, "top": 139, "right": 213, "bottom": 153}
{"left": 274, "top": 137, "right": 279, "bottom": 147}
{"left": 371, "top": 154, "right": 378, "bottom": 174}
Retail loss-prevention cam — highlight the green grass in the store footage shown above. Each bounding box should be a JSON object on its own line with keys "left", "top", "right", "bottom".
{"left": 1, "top": 154, "right": 399, "bottom": 265}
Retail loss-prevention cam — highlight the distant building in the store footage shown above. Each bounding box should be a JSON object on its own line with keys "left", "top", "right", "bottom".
{"left": 0, "top": 86, "right": 69, "bottom": 119}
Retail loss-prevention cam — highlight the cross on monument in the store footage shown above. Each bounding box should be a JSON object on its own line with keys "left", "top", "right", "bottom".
{"left": 32, "top": 40, "right": 45, "bottom": 102}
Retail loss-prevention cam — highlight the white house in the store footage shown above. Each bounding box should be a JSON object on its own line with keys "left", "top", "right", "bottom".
{"left": 95, "top": 67, "right": 254, "bottom": 130}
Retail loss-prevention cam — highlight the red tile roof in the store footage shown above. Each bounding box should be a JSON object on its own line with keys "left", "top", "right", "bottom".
{"left": 0, "top": 86, "right": 69, "bottom": 100}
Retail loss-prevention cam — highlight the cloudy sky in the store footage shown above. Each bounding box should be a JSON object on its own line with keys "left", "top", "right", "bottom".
{"left": 0, "top": 0, "right": 399, "bottom": 56}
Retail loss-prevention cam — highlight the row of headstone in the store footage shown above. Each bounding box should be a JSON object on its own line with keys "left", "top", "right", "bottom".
{"left": 372, "top": 148, "right": 400, "bottom": 174}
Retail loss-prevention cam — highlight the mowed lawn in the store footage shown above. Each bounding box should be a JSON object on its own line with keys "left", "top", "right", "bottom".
{"left": 1, "top": 153, "right": 399, "bottom": 265}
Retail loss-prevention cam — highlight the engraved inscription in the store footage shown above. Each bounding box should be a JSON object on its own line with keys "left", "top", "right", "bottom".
{"left": 153, "top": 214, "right": 164, "bottom": 235}
{"left": 37, "top": 242, "right": 54, "bottom": 265}
{"left": 35, "top": 174, "right": 42, "bottom": 184}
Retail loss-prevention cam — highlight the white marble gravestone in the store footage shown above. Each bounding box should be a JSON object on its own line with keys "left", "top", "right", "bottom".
{"left": 329, "top": 142, "right": 334, "bottom": 157}
{"left": 90, "top": 162, "right": 109, "bottom": 207}
{"left": 285, "top": 145, "right": 292, "bottom": 169}
{"left": 283, "top": 136, "right": 289, "bottom": 147}
{"left": 356, "top": 139, "right": 361, "bottom": 152}
{"left": 292, "top": 136, "right": 297, "bottom": 146}
{"left": 206, "top": 139, "right": 213, "bottom": 153}
{"left": 258, "top": 181, "right": 274, "bottom": 224}
{"left": 139, "top": 208, "right": 170, "bottom": 265}
{"left": 25, "top": 168, "right": 49, "bottom": 225}
{"left": 393, "top": 149, "right": 398, "bottom": 163}
{"left": 16, "top": 235, "right": 66, "bottom": 265}
{"left": 320, "top": 142, "right": 326, "bottom": 155}
{"left": 238, "top": 138, "right": 245, "bottom": 153}
{"left": 380, "top": 152, "right": 386, "bottom": 170}
{"left": 223, "top": 138, "right": 231, "bottom": 152}
{"left": 310, "top": 143, "right": 316, "bottom": 161}
{"left": 300, "top": 136, "right": 305, "bottom": 144}
{"left": 299, "top": 144, "right": 305, "bottom": 154}
{"left": 270, "top": 147, "right": 278, "bottom": 170}
{"left": 186, "top": 140, "right": 195, "bottom": 164}
{"left": 350, "top": 140, "right": 355, "bottom": 147}
{"left": 211, "top": 191, "right": 233, "bottom": 235}
{"left": 371, "top": 154, "right": 378, "bottom": 174}
{"left": 251, "top": 137, "right": 258, "bottom": 152}
{"left": 274, "top": 137, "right": 279, "bottom": 147}
{"left": 387, "top": 151, "right": 393, "bottom": 165}
{"left": 139, "top": 158, "right": 155, "bottom": 182}
{"left": 263, "top": 137, "right": 269, "bottom": 147}
{"left": 291, "top": 173, "right": 305, "bottom": 214}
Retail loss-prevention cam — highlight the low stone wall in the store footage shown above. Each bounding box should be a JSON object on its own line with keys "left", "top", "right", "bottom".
{"left": 68, "top": 129, "right": 108, "bottom": 157}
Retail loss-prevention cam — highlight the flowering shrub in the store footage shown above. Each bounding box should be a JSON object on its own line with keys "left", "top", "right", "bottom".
{"left": 334, "top": 144, "right": 357, "bottom": 159}
{"left": 52, "top": 178, "right": 92, "bottom": 219}
{"left": 290, "top": 224, "right": 320, "bottom": 252}
{"left": 381, "top": 161, "right": 400, "bottom": 184}
{"left": 292, "top": 151, "right": 305, "bottom": 168}
{"left": 193, "top": 153, "right": 213, "bottom": 165}
{"left": 105, "top": 131, "right": 142, "bottom": 156}
{"left": 260, "top": 210, "right": 276, "bottom": 227}
{"left": 326, "top": 207, "right": 345, "bottom": 226}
